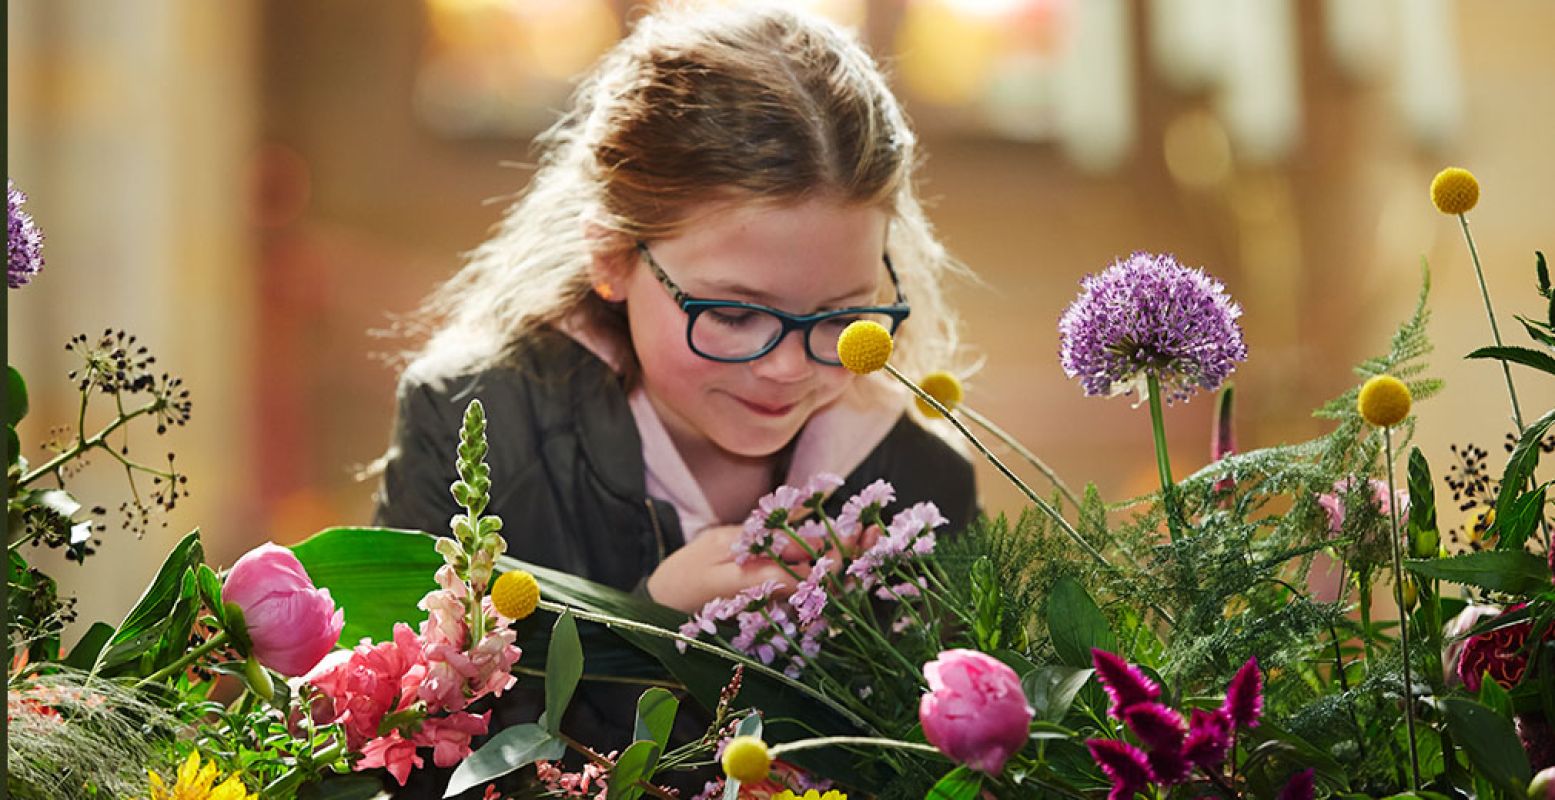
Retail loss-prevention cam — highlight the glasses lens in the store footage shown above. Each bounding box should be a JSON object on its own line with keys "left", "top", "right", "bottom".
{"left": 690, "top": 306, "right": 786, "bottom": 361}
{"left": 808, "top": 311, "right": 900, "bottom": 365}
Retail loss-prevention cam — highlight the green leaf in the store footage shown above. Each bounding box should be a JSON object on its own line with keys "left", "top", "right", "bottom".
{"left": 60, "top": 622, "right": 114, "bottom": 670}
{"left": 6, "top": 365, "right": 28, "bottom": 425}
{"left": 1440, "top": 697, "right": 1531, "bottom": 799}
{"left": 1046, "top": 576, "right": 1116, "bottom": 668}
{"left": 1495, "top": 482, "right": 1547, "bottom": 552}
{"left": 1515, "top": 316, "right": 1555, "bottom": 350}
{"left": 1478, "top": 671, "right": 1514, "bottom": 717}
{"left": 633, "top": 687, "right": 679, "bottom": 750}
{"left": 970, "top": 557, "right": 1002, "bottom": 651}
{"left": 7, "top": 424, "right": 18, "bottom": 469}
{"left": 295, "top": 774, "right": 390, "bottom": 800}
{"left": 605, "top": 740, "right": 661, "bottom": 800}
{"left": 1466, "top": 345, "right": 1555, "bottom": 377}
{"left": 291, "top": 527, "right": 442, "bottom": 645}
{"left": 926, "top": 766, "right": 983, "bottom": 800}
{"left": 94, "top": 530, "right": 204, "bottom": 676}
{"left": 1404, "top": 550, "right": 1551, "bottom": 595}
{"left": 445, "top": 723, "right": 565, "bottom": 797}
{"left": 196, "top": 564, "right": 225, "bottom": 626}
{"left": 1021, "top": 666, "right": 1094, "bottom": 723}
{"left": 1497, "top": 407, "right": 1555, "bottom": 535}
{"left": 1406, "top": 448, "right": 1439, "bottom": 558}
{"left": 544, "top": 610, "right": 583, "bottom": 736}
{"left": 1537, "top": 250, "right": 1550, "bottom": 297}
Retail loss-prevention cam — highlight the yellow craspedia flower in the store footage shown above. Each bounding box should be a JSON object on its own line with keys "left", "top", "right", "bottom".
{"left": 836, "top": 320, "right": 893, "bottom": 375}
{"left": 148, "top": 751, "right": 256, "bottom": 800}
{"left": 1431, "top": 167, "right": 1479, "bottom": 214}
{"left": 1357, "top": 375, "right": 1411, "bottom": 427}
{"left": 491, "top": 569, "right": 540, "bottom": 620}
{"left": 914, "top": 371, "right": 963, "bottom": 418}
{"left": 721, "top": 736, "right": 772, "bottom": 783}
{"left": 773, "top": 791, "right": 848, "bottom": 800}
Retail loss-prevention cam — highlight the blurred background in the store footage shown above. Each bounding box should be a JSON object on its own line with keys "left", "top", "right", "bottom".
{"left": 8, "top": 0, "right": 1555, "bottom": 640}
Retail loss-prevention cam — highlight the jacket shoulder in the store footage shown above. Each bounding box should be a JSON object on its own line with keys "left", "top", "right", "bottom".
{"left": 845, "top": 415, "right": 979, "bottom": 534}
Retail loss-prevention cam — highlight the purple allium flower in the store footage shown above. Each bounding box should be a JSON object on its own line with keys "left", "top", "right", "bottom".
{"left": 1222, "top": 657, "right": 1263, "bottom": 729}
{"left": 1183, "top": 708, "right": 1232, "bottom": 768}
{"left": 1086, "top": 739, "right": 1153, "bottom": 800}
{"left": 1277, "top": 768, "right": 1316, "bottom": 800}
{"left": 1058, "top": 252, "right": 1246, "bottom": 403}
{"left": 1122, "top": 702, "right": 1187, "bottom": 752}
{"left": 8, "top": 179, "right": 46, "bottom": 289}
{"left": 1091, "top": 649, "right": 1161, "bottom": 718}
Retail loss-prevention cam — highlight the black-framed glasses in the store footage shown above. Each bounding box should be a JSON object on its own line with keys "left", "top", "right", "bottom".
{"left": 636, "top": 241, "right": 911, "bottom": 366}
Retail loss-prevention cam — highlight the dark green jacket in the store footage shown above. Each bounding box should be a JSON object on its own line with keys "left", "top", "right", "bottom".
{"left": 371, "top": 329, "right": 976, "bottom": 796}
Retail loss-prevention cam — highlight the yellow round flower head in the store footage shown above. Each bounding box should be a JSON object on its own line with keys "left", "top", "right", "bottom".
{"left": 836, "top": 320, "right": 893, "bottom": 375}
{"left": 914, "top": 371, "right": 964, "bottom": 418}
{"left": 1431, "top": 167, "right": 1479, "bottom": 215}
{"left": 1357, "top": 375, "right": 1411, "bottom": 428}
{"left": 491, "top": 569, "right": 540, "bottom": 620}
{"left": 721, "top": 736, "right": 772, "bottom": 783}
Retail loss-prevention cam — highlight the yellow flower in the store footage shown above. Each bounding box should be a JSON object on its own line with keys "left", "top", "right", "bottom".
{"left": 1357, "top": 375, "right": 1411, "bottom": 428}
{"left": 773, "top": 791, "right": 848, "bottom": 800}
{"left": 491, "top": 570, "right": 540, "bottom": 620}
{"left": 836, "top": 321, "right": 893, "bottom": 375}
{"left": 914, "top": 371, "right": 964, "bottom": 418}
{"left": 148, "top": 752, "right": 255, "bottom": 800}
{"left": 721, "top": 736, "right": 772, "bottom": 783}
{"left": 1431, "top": 167, "right": 1479, "bottom": 214}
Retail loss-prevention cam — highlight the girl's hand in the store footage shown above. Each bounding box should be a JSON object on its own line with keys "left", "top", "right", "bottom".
{"left": 646, "top": 524, "right": 802, "bottom": 613}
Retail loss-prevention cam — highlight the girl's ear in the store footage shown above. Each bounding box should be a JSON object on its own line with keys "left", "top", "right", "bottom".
{"left": 582, "top": 215, "right": 634, "bottom": 303}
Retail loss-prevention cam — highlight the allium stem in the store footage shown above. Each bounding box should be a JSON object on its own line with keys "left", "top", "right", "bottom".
{"left": 1383, "top": 428, "right": 1422, "bottom": 790}
{"left": 1145, "top": 373, "right": 1185, "bottom": 543}
{"left": 884, "top": 365, "right": 1175, "bottom": 625}
{"left": 956, "top": 405, "right": 1081, "bottom": 512}
{"left": 1459, "top": 214, "right": 1526, "bottom": 432}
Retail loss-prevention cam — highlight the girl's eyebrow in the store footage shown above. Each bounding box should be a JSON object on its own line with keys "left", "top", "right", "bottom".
{"left": 695, "top": 278, "right": 878, "bottom": 308}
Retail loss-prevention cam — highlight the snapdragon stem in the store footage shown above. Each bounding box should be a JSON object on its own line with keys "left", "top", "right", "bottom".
{"left": 1384, "top": 428, "right": 1422, "bottom": 790}
{"left": 136, "top": 631, "right": 228, "bottom": 688}
{"left": 531, "top": 599, "right": 874, "bottom": 733}
{"left": 1145, "top": 373, "right": 1185, "bottom": 544}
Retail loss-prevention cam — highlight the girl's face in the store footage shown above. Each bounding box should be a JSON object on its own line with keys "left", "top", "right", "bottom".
{"left": 617, "top": 197, "right": 890, "bottom": 460}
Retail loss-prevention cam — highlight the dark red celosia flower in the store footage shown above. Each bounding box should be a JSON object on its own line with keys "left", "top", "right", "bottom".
{"left": 1121, "top": 702, "right": 1187, "bottom": 751}
{"left": 1092, "top": 649, "right": 1161, "bottom": 719}
{"left": 1087, "top": 738, "right": 1152, "bottom": 800}
{"left": 1277, "top": 768, "right": 1315, "bottom": 800}
{"left": 1183, "top": 708, "right": 1232, "bottom": 769}
{"left": 1456, "top": 603, "right": 1554, "bottom": 692}
{"left": 1222, "top": 657, "right": 1263, "bottom": 729}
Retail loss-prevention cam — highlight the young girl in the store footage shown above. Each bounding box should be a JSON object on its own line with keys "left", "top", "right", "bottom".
{"left": 372, "top": 2, "right": 977, "bottom": 791}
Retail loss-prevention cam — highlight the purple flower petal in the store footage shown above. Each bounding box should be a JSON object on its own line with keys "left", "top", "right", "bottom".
{"left": 1091, "top": 649, "right": 1161, "bottom": 718}
{"left": 1087, "top": 738, "right": 1152, "bottom": 798}
{"left": 1184, "top": 708, "right": 1232, "bottom": 769}
{"left": 1222, "top": 657, "right": 1263, "bottom": 729}
{"left": 1121, "top": 702, "right": 1187, "bottom": 751}
{"left": 1277, "top": 768, "right": 1315, "bottom": 800}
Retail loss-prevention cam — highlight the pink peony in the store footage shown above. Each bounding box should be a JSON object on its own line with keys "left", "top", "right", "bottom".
{"left": 919, "top": 649, "right": 1035, "bottom": 774}
{"left": 222, "top": 543, "right": 345, "bottom": 676}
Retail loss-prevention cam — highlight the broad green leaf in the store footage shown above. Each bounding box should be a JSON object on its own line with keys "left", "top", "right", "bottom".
{"left": 196, "top": 564, "right": 225, "bottom": 626}
{"left": 6, "top": 365, "right": 27, "bottom": 424}
{"left": 1478, "top": 671, "right": 1514, "bottom": 717}
{"left": 1466, "top": 345, "right": 1555, "bottom": 377}
{"left": 1404, "top": 550, "right": 1550, "bottom": 595}
{"left": 1046, "top": 576, "right": 1115, "bottom": 668}
{"left": 291, "top": 527, "right": 441, "bottom": 645}
{"left": 633, "top": 687, "right": 679, "bottom": 750}
{"left": 1021, "top": 666, "right": 1093, "bottom": 723}
{"left": 544, "top": 610, "right": 582, "bottom": 736}
{"left": 445, "top": 723, "right": 564, "bottom": 797}
{"left": 1496, "top": 482, "right": 1547, "bottom": 552}
{"left": 295, "top": 774, "right": 390, "bottom": 800}
{"left": 926, "top": 766, "right": 983, "bottom": 800}
{"left": 1441, "top": 697, "right": 1531, "bottom": 799}
{"left": 60, "top": 622, "right": 114, "bottom": 670}
{"left": 604, "top": 740, "right": 661, "bottom": 800}
{"left": 95, "top": 530, "right": 204, "bottom": 675}
{"left": 1496, "top": 408, "right": 1555, "bottom": 540}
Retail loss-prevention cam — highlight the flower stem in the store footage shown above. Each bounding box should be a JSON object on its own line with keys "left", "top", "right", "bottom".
{"left": 135, "top": 631, "right": 229, "bottom": 688}
{"left": 1145, "top": 373, "right": 1184, "bottom": 543}
{"left": 956, "top": 404, "right": 1081, "bottom": 512}
{"left": 1459, "top": 213, "right": 1526, "bottom": 432}
{"left": 532, "top": 599, "right": 875, "bottom": 734}
{"left": 1383, "top": 427, "right": 1422, "bottom": 790}
{"left": 769, "top": 735, "right": 944, "bottom": 760}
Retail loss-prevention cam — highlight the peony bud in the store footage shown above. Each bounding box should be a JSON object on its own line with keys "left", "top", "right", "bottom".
{"left": 222, "top": 543, "right": 344, "bottom": 677}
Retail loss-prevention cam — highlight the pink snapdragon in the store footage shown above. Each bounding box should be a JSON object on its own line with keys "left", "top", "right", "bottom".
{"left": 222, "top": 543, "right": 345, "bottom": 677}
{"left": 918, "top": 649, "right": 1035, "bottom": 774}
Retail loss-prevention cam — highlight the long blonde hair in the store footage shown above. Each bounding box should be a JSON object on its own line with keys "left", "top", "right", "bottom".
{"left": 406, "top": 3, "right": 970, "bottom": 388}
